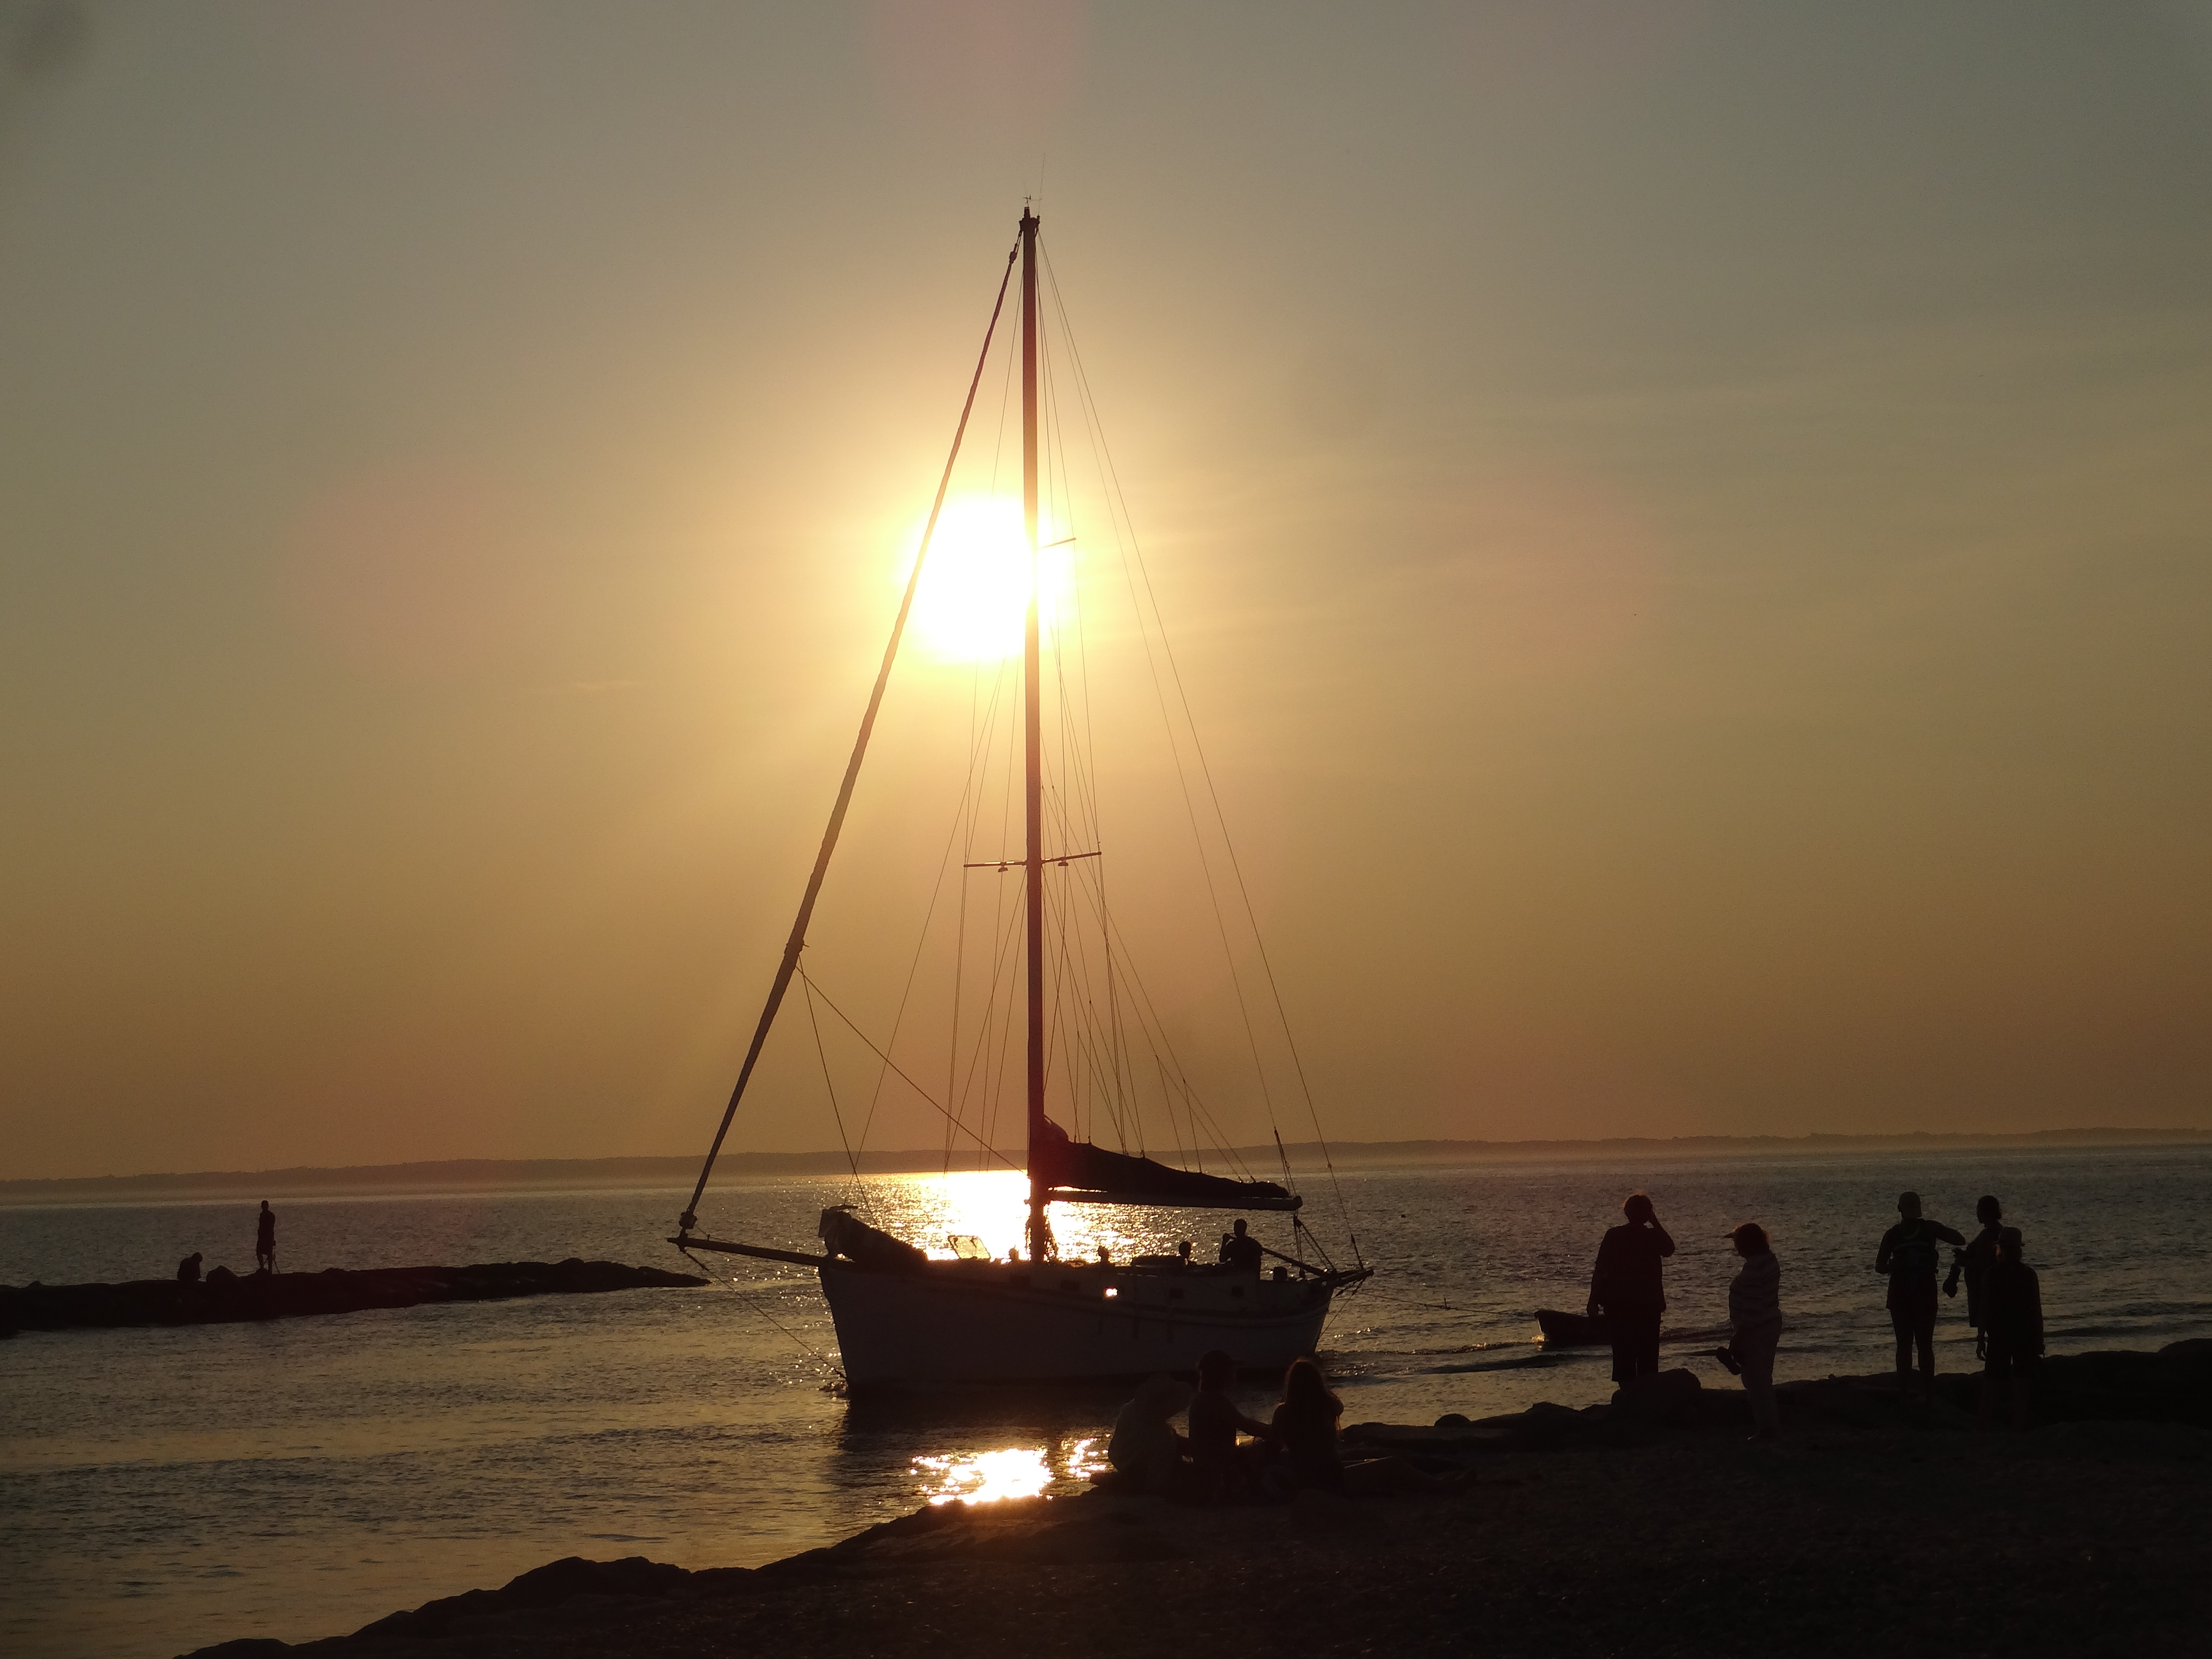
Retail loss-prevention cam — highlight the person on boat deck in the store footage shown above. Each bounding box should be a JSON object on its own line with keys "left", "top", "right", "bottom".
{"left": 255, "top": 1201, "right": 276, "bottom": 1275}
{"left": 1721, "top": 1222, "right": 1784, "bottom": 1441}
{"left": 1875, "top": 1192, "right": 1965, "bottom": 1396}
{"left": 1187, "top": 1349, "right": 1274, "bottom": 1501}
{"left": 1107, "top": 1374, "right": 1191, "bottom": 1494}
{"left": 1587, "top": 1192, "right": 1674, "bottom": 1386}
{"left": 1979, "top": 1228, "right": 2044, "bottom": 1430}
{"left": 1219, "top": 1219, "right": 1263, "bottom": 1273}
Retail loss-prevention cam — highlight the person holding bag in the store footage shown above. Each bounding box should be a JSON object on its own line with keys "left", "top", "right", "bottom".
{"left": 1716, "top": 1222, "right": 1784, "bottom": 1440}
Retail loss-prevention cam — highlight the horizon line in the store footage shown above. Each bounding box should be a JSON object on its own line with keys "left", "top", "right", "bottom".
{"left": 3, "top": 1125, "right": 2205, "bottom": 1199}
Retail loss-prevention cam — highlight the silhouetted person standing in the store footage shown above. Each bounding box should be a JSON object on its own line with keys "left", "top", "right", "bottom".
{"left": 1980, "top": 1227, "right": 2043, "bottom": 1429}
{"left": 255, "top": 1201, "right": 276, "bottom": 1275}
{"left": 1875, "top": 1191, "right": 1964, "bottom": 1395}
{"left": 1724, "top": 1221, "right": 1784, "bottom": 1441}
{"left": 1953, "top": 1195, "right": 2002, "bottom": 1361}
{"left": 1218, "top": 1218, "right": 1262, "bottom": 1273}
{"left": 1588, "top": 1192, "right": 1674, "bottom": 1386}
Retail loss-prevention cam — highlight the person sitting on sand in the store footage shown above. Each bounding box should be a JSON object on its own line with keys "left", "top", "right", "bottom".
{"left": 1875, "top": 1192, "right": 1965, "bottom": 1397}
{"left": 255, "top": 1201, "right": 276, "bottom": 1275}
{"left": 1187, "top": 1349, "right": 1274, "bottom": 1501}
{"left": 1721, "top": 1222, "right": 1784, "bottom": 1441}
{"left": 1264, "top": 1358, "right": 1466, "bottom": 1497}
{"left": 1106, "top": 1373, "right": 1191, "bottom": 1494}
{"left": 1588, "top": 1192, "right": 1674, "bottom": 1387}
{"left": 1270, "top": 1357, "right": 1349, "bottom": 1492}
{"left": 176, "top": 1252, "right": 202, "bottom": 1284}
{"left": 1980, "top": 1227, "right": 2043, "bottom": 1430}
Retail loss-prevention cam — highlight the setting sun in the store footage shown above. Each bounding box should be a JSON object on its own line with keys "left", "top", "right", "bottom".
{"left": 904, "top": 495, "right": 1074, "bottom": 662}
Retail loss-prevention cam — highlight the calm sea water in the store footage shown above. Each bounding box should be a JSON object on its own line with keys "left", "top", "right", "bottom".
{"left": 3, "top": 1146, "right": 2207, "bottom": 1659}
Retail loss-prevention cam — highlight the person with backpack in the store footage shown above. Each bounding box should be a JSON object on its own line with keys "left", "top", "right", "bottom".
{"left": 1875, "top": 1191, "right": 1965, "bottom": 1397}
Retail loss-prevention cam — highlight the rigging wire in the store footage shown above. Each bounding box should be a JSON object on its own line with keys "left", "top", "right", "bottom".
{"left": 1037, "top": 253, "right": 1284, "bottom": 1142}
{"left": 799, "top": 970, "right": 860, "bottom": 1183}
{"left": 677, "top": 233, "right": 1021, "bottom": 1235}
{"left": 1041, "top": 242, "right": 1362, "bottom": 1264}
{"left": 677, "top": 1246, "right": 847, "bottom": 1388}
{"left": 799, "top": 965, "right": 1023, "bottom": 1172}
{"left": 846, "top": 651, "right": 1017, "bottom": 1187}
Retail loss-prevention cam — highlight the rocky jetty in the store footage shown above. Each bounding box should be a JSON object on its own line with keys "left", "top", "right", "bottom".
{"left": 0, "top": 1258, "right": 705, "bottom": 1335}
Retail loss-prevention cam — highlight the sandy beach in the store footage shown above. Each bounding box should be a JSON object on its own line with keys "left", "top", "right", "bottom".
{"left": 187, "top": 1347, "right": 2212, "bottom": 1659}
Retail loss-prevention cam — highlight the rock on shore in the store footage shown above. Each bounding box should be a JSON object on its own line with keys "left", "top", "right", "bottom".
{"left": 0, "top": 1259, "right": 705, "bottom": 1335}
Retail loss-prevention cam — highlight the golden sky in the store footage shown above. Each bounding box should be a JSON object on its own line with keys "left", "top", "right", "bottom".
{"left": 2, "top": 2, "right": 2208, "bottom": 1180}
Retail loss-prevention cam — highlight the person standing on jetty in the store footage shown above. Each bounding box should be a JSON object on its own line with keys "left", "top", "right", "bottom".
{"left": 255, "top": 1202, "right": 276, "bottom": 1275}
{"left": 1722, "top": 1222, "right": 1784, "bottom": 1441}
{"left": 1875, "top": 1191, "right": 1964, "bottom": 1395}
{"left": 1587, "top": 1192, "right": 1675, "bottom": 1386}
{"left": 1980, "top": 1227, "right": 2044, "bottom": 1429}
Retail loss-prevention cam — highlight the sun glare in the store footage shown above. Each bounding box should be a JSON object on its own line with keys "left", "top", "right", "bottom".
{"left": 904, "top": 495, "right": 1073, "bottom": 662}
{"left": 917, "top": 1446, "right": 1055, "bottom": 1505}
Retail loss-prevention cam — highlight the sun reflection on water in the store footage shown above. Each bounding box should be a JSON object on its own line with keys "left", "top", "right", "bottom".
{"left": 916, "top": 1447, "right": 1051, "bottom": 1505}
{"left": 914, "top": 1437, "right": 1107, "bottom": 1505}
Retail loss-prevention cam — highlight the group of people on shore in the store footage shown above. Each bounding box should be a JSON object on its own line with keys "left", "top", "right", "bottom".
{"left": 1586, "top": 1188, "right": 2046, "bottom": 1435}
{"left": 1106, "top": 1184, "right": 2050, "bottom": 1498}
{"left": 1106, "top": 1349, "right": 1460, "bottom": 1502}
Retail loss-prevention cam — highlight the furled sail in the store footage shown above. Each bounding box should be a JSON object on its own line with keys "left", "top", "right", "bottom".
{"left": 1031, "top": 1117, "right": 1302, "bottom": 1212}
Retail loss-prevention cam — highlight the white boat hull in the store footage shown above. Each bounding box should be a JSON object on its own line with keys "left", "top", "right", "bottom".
{"left": 819, "top": 1258, "right": 1345, "bottom": 1389}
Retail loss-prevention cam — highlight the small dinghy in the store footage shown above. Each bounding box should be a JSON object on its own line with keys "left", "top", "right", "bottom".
{"left": 1536, "top": 1308, "right": 1613, "bottom": 1347}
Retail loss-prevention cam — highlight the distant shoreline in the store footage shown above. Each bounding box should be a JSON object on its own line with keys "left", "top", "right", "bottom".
{"left": 3, "top": 1126, "right": 2203, "bottom": 1205}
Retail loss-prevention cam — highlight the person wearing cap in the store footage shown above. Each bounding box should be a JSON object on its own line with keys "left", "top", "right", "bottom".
{"left": 1875, "top": 1192, "right": 1965, "bottom": 1397}
{"left": 1721, "top": 1222, "right": 1784, "bottom": 1440}
{"left": 1979, "top": 1227, "right": 2043, "bottom": 1429}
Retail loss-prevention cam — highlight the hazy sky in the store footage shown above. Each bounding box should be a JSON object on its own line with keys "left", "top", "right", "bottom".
{"left": 3, "top": 1, "right": 2208, "bottom": 1180}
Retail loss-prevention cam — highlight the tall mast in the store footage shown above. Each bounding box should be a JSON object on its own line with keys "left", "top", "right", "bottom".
{"left": 1020, "top": 206, "right": 1050, "bottom": 1264}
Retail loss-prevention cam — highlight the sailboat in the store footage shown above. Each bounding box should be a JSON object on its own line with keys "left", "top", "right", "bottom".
{"left": 669, "top": 208, "right": 1370, "bottom": 1390}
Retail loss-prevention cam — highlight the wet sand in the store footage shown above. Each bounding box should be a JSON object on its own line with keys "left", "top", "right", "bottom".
{"left": 187, "top": 1348, "right": 2211, "bottom": 1659}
